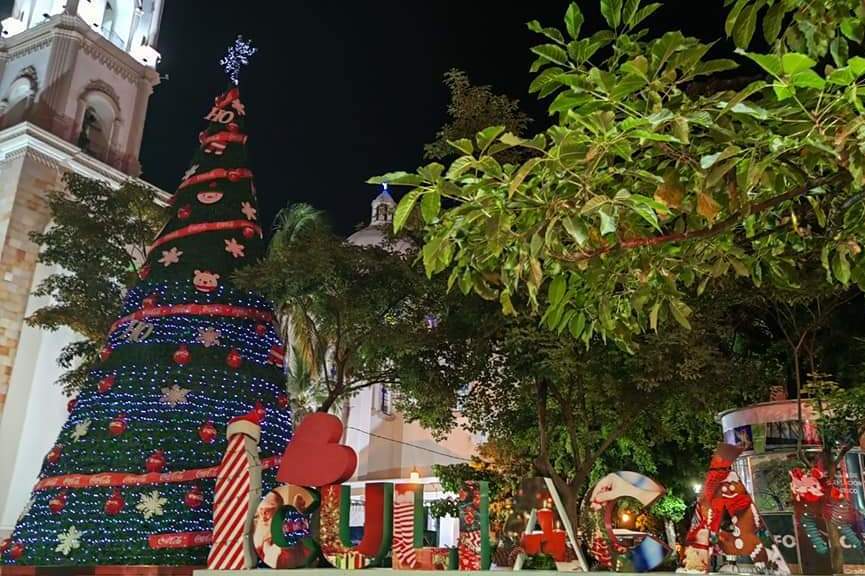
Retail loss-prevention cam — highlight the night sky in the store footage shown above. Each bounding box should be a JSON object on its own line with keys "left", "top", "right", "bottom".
{"left": 140, "top": 1, "right": 729, "bottom": 236}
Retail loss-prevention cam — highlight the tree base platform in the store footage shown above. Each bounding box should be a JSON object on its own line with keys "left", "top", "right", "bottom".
{"left": 0, "top": 567, "right": 200, "bottom": 576}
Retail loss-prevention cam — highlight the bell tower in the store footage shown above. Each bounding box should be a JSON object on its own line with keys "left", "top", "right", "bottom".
{"left": 0, "top": 0, "right": 165, "bottom": 537}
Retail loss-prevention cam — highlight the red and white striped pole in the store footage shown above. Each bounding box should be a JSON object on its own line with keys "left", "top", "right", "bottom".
{"left": 207, "top": 405, "right": 265, "bottom": 570}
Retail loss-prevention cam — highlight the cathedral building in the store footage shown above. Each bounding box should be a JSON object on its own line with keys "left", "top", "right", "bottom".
{"left": 0, "top": 0, "right": 164, "bottom": 537}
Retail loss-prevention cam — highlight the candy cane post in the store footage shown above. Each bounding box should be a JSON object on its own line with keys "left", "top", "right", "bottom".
{"left": 207, "top": 405, "right": 264, "bottom": 570}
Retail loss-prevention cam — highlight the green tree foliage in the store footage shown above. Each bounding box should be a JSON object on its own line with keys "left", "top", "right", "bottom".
{"left": 234, "top": 204, "right": 435, "bottom": 412}
{"left": 27, "top": 173, "right": 165, "bottom": 395}
{"left": 393, "top": 288, "right": 775, "bottom": 531}
{"left": 373, "top": 0, "right": 865, "bottom": 351}
{"left": 424, "top": 69, "right": 532, "bottom": 164}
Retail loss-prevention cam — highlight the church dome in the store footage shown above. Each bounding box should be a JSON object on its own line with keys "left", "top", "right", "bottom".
{"left": 347, "top": 185, "right": 413, "bottom": 253}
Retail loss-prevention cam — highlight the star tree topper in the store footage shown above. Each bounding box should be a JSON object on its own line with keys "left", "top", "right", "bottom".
{"left": 220, "top": 36, "right": 257, "bottom": 86}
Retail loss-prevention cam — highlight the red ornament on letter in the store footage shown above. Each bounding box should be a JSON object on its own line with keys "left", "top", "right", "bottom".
{"left": 184, "top": 485, "right": 204, "bottom": 509}
{"left": 198, "top": 421, "right": 218, "bottom": 444}
{"left": 98, "top": 374, "right": 115, "bottom": 394}
{"left": 104, "top": 488, "right": 124, "bottom": 516}
{"left": 108, "top": 414, "right": 127, "bottom": 437}
{"left": 9, "top": 542, "right": 24, "bottom": 561}
{"left": 173, "top": 345, "right": 191, "bottom": 366}
{"left": 46, "top": 445, "right": 62, "bottom": 465}
{"left": 146, "top": 450, "right": 166, "bottom": 473}
{"left": 49, "top": 491, "right": 67, "bottom": 514}
{"left": 226, "top": 348, "right": 243, "bottom": 369}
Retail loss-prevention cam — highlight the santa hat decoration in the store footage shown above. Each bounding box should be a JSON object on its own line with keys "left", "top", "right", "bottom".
{"left": 226, "top": 402, "right": 265, "bottom": 443}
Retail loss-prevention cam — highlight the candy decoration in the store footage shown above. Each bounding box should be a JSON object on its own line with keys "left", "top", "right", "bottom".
{"left": 46, "top": 445, "right": 62, "bottom": 465}
{"left": 146, "top": 450, "right": 166, "bottom": 473}
{"left": 185, "top": 485, "right": 204, "bottom": 509}
{"left": 105, "top": 488, "right": 125, "bottom": 516}
{"left": 98, "top": 374, "right": 115, "bottom": 394}
{"left": 276, "top": 394, "right": 289, "bottom": 410}
{"left": 199, "top": 421, "right": 218, "bottom": 444}
{"left": 226, "top": 348, "right": 243, "bottom": 369}
{"left": 66, "top": 398, "right": 77, "bottom": 413}
{"left": 208, "top": 407, "right": 264, "bottom": 570}
{"left": 255, "top": 323, "right": 267, "bottom": 336}
{"left": 177, "top": 204, "right": 192, "bottom": 220}
{"left": 142, "top": 294, "right": 159, "bottom": 308}
{"left": 108, "top": 414, "right": 127, "bottom": 437}
{"left": 173, "top": 345, "right": 191, "bottom": 366}
{"left": 49, "top": 491, "right": 67, "bottom": 514}
{"left": 9, "top": 542, "right": 24, "bottom": 560}
{"left": 99, "top": 346, "right": 112, "bottom": 362}
{"left": 193, "top": 270, "right": 221, "bottom": 293}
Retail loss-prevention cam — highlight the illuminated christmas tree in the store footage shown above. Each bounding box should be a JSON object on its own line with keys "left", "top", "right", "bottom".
{"left": 1, "top": 38, "right": 293, "bottom": 567}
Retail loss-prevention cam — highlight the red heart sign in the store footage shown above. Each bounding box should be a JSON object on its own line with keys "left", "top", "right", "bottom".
{"left": 276, "top": 413, "right": 356, "bottom": 487}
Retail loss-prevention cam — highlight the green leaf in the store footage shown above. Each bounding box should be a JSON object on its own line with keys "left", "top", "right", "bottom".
{"left": 548, "top": 274, "right": 567, "bottom": 305}
{"left": 762, "top": 2, "right": 787, "bottom": 44}
{"left": 850, "top": 57, "right": 865, "bottom": 76}
{"left": 790, "top": 69, "right": 825, "bottom": 89}
{"left": 833, "top": 250, "right": 851, "bottom": 285}
{"left": 828, "top": 66, "right": 857, "bottom": 86}
{"left": 509, "top": 157, "right": 542, "bottom": 198}
{"left": 649, "top": 301, "right": 661, "bottom": 331}
{"left": 693, "top": 59, "right": 739, "bottom": 77}
{"left": 622, "top": 0, "right": 639, "bottom": 28}
{"left": 562, "top": 216, "right": 588, "bottom": 246}
{"left": 781, "top": 53, "right": 816, "bottom": 75}
{"left": 668, "top": 299, "right": 692, "bottom": 330}
{"left": 841, "top": 17, "right": 865, "bottom": 43}
{"left": 731, "top": 101, "right": 768, "bottom": 119}
{"left": 500, "top": 290, "right": 515, "bottom": 315}
{"left": 671, "top": 117, "right": 689, "bottom": 144}
{"left": 630, "top": 200, "right": 662, "bottom": 232}
{"left": 732, "top": 4, "right": 757, "bottom": 50}
{"left": 393, "top": 188, "right": 422, "bottom": 232}
{"left": 420, "top": 190, "right": 441, "bottom": 223}
{"left": 700, "top": 146, "right": 740, "bottom": 169}
{"left": 549, "top": 91, "right": 591, "bottom": 114}
{"left": 725, "top": 0, "right": 749, "bottom": 38}
{"left": 449, "top": 138, "right": 473, "bottom": 155}
{"left": 831, "top": 37, "right": 849, "bottom": 68}
{"left": 499, "top": 132, "right": 523, "bottom": 147}
{"left": 530, "top": 44, "right": 569, "bottom": 66}
{"left": 737, "top": 50, "right": 781, "bottom": 77}
{"left": 651, "top": 31, "right": 686, "bottom": 70}
{"left": 367, "top": 171, "right": 424, "bottom": 186}
{"left": 621, "top": 55, "right": 649, "bottom": 78}
{"left": 477, "top": 126, "right": 506, "bottom": 153}
{"left": 599, "top": 205, "right": 618, "bottom": 235}
{"left": 630, "top": 3, "right": 661, "bottom": 28}
{"left": 580, "top": 195, "right": 610, "bottom": 214}
{"left": 630, "top": 129, "right": 680, "bottom": 143}
{"left": 565, "top": 3, "right": 584, "bottom": 39}
{"left": 600, "top": 0, "right": 623, "bottom": 28}
{"left": 610, "top": 75, "right": 647, "bottom": 100}
{"left": 446, "top": 155, "right": 475, "bottom": 179}
{"left": 568, "top": 312, "right": 586, "bottom": 339}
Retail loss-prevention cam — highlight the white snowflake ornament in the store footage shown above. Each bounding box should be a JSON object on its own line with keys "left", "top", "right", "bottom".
{"left": 160, "top": 385, "right": 190, "bottom": 406}
{"left": 136, "top": 490, "right": 167, "bottom": 520}
{"left": 197, "top": 327, "right": 221, "bottom": 348}
{"left": 54, "top": 526, "right": 83, "bottom": 556}
{"left": 70, "top": 419, "right": 91, "bottom": 442}
{"left": 158, "top": 247, "right": 183, "bottom": 267}
{"left": 224, "top": 238, "right": 245, "bottom": 259}
{"left": 240, "top": 201, "right": 257, "bottom": 221}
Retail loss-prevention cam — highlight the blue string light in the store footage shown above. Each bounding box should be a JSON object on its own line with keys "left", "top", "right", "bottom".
{"left": 220, "top": 36, "right": 256, "bottom": 86}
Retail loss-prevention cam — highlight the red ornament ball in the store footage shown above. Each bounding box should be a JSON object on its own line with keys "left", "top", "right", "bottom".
{"left": 49, "top": 491, "right": 67, "bottom": 514}
{"left": 146, "top": 450, "right": 166, "bottom": 473}
{"left": 173, "top": 345, "right": 191, "bottom": 366}
{"left": 108, "top": 414, "right": 127, "bottom": 437}
{"left": 226, "top": 348, "right": 243, "bottom": 369}
{"left": 177, "top": 204, "right": 192, "bottom": 220}
{"left": 198, "top": 421, "right": 217, "bottom": 444}
{"left": 138, "top": 264, "right": 151, "bottom": 280}
{"left": 142, "top": 294, "right": 159, "bottom": 308}
{"left": 98, "top": 374, "right": 115, "bottom": 394}
{"left": 9, "top": 542, "right": 24, "bottom": 561}
{"left": 46, "top": 445, "right": 62, "bottom": 465}
{"left": 99, "top": 346, "right": 112, "bottom": 362}
{"left": 276, "top": 394, "right": 289, "bottom": 410}
{"left": 66, "top": 398, "right": 77, "bottom": 413}
{"left": 241, "top": 225, "right": 256, "bottom": 239}
{"left": 184, "top": 485, "right": 204, "bottom": 509}
{"left": 255, "top": 323, "right": 267, "bottom": 336}
{"left": 104, "top": 488, "right": 124, "bottom": 516}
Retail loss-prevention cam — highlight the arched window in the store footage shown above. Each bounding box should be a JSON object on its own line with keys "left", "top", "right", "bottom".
{"left": 1, "top": 72, "right": 37, "bottom": 126}
{"left": 374, "top": 203, "right": 390, "bottom": 223}
{"left": 76, "top": 89, "right": 119, "bottom": 160}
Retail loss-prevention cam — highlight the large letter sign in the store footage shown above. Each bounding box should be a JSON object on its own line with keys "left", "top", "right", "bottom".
{"left": 320, "top": 482, "right": 393, "bottom": 568}
{"left": 393, "top": 483, "right": 452, "bottom": 569}
{"left": 583, "top": 471, "right": 668, "bottom": 572}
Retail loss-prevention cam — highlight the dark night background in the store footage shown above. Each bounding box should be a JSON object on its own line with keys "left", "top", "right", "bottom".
{"left": 143, "top": 2, "right": 726, "bottom": 235}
